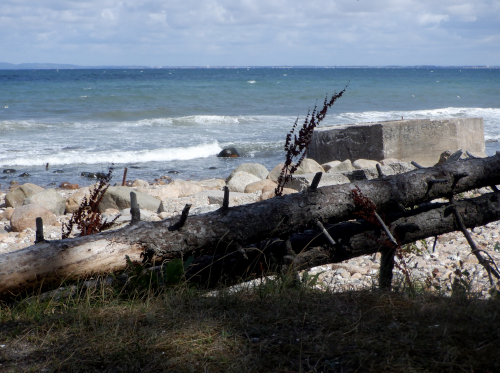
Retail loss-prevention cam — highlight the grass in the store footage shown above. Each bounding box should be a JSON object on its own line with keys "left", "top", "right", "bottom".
{"left": 1, "top": 273, "right": 499, "bottom": 373}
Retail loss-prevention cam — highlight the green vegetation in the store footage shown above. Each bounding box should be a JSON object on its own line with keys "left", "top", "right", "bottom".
{"left": 1, "top": 272, "right": 499, "bottom": 372}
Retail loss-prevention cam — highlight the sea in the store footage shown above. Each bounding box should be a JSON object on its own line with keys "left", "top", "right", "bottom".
{"left": 1, "top": 67, "right": 499, "bottom": 190}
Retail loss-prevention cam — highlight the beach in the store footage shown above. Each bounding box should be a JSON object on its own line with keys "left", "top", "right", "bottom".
{"left": 1, "top": 154, "right": 500, "bottom": 298}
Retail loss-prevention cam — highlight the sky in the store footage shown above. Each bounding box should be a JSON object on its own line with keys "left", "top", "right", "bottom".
{"left": 1, "top": 0, "right": 499, "bottom": 67}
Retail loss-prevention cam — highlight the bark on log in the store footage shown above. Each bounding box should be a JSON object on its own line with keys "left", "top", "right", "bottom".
{"left": 185, "top": 192, "right": 500, "bottom": 286}
{"left": 1, "top": 155, "right": 500, "bottom": 296}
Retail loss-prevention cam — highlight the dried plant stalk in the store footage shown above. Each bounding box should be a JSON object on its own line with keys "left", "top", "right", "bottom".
{"left": 275, "top": 85, "right": 347, "bottom": 196}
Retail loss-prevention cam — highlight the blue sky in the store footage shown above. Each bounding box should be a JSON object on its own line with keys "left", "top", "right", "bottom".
{"left": 1, "top": 0, "right": 499, "bottom": 66}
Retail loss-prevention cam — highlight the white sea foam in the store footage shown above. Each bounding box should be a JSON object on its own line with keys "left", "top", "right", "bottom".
{"left": 247, "top": 80, "right": 256, "bottom": 84}
{"left": 173, "top": 115, "right": 241, "bottom": 125}
{"left": 0, "top": 142, "right": 222, "bottom": 167}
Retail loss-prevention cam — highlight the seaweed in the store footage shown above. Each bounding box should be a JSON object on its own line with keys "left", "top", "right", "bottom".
{"left": 275, "top": 85, "right": 347, "bottom": 196}
{"left": 62, "top": 164, "right": 120, "bottom": 239}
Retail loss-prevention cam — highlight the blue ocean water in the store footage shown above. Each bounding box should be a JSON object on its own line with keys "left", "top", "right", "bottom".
{"left": 0, "top": 67, "right": 499, "bottom": 189}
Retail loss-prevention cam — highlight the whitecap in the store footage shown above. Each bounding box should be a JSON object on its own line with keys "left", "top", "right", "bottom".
{"left": 0, "top": 143, "right": 223, "bottom": 167}
{"left": 247, "top": 80, "right": 256, "bottom": 84}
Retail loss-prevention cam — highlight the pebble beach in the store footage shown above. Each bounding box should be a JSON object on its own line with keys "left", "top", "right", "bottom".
{"left": 1, "top": 155, "right": 500, "bottom": 299}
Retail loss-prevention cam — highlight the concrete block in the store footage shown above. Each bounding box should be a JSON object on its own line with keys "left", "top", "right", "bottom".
{"left": 308, "top": 118, "right": 485, "bottom": 167}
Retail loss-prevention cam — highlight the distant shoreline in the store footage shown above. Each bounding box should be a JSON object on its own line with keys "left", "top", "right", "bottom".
{"left": 1, "top": 63, "right": 499, "bottom": 70}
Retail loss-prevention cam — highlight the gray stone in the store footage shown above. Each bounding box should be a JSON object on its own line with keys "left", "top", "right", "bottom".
{"left": 195, "top": 190, "right": 260, "bottom": 207}
{"left": 10, "top": 204, "right": 57, "bottom": 232}
{"left": 24, "top": 189, "right": 66, "bottom": 216}
{"left": 284, "top": 172, "right": 350, "bottom": 192}
{"left": 227, "top": 163, "right": 269, "bottom": 181}
{"left": 308, "top": 118, "right": 486, "bottom": 167}
{"left": 352, "top": 159, "right": 380, "bottom": 169}
{"left": 190, "top": 204, "right": 220, "bottom": 215}
{"left": 131, "top": 179, "right": 150, "bottom": 188}
{"left": 113, "top": 209, "right": 159, "bottom": 223}
{"left": 324, "top": 160, "right": 354, "bottom": 173}
{"left": 387, "top": 162, "right": 417, "bottom": 174}
{"left": 169, "top": 180, "right": 204, "bottom": 197}
{"left": 244, "top": 179, "right": 276, "bottom": 193}
{"left": 299, "top": 158, "right": 324, "bottom": 173}
{"left": 99, "top": 186, "right": 161, "bottom": 213}
{"left": 226, "top": 171, "right": 261, "bottom": 193}
{"left": 5, "top": 183, "right": 44, "bottom": 208}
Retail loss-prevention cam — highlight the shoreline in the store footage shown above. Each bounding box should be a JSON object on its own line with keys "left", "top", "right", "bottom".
{"left": 1, "top": 156, "right": 500, "bottom": 298}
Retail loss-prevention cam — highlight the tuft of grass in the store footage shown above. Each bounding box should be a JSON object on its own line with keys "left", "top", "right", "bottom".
{"left": 1, "top": 272, "right": 499, "bottom": 372}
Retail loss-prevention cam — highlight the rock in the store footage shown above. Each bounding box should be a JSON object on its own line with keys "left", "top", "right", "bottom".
{"left": 195, "top": 190, "right": 260, "bottom": 207}
{"left": 226, "top": 171, "right": 261, "bottom": 193}
{"left": 267, "top": 161, "right": 323, "bottom": 183}
{"left": 217, "top": 147, "right": 240, "bottom": 157}
{"left": 99, "top": 186, "right": 162, "bottom": 213}
{"left": 10, "top": 204, "right": 57, "bottom": 232}
{"left": 5, "top": 183, "right": 44, "bottom": 208}
{"left": 169, "top": 180, "right": 204, "bottom": 197}
{"left": 113, "top": 209, "right": 159, "bottom": 223}
{"left": 3, "top": 169, "right": 16, "bottom": 174}
{"left": 131, "top": 179, "right": 150, "bottom": 188}
{"left": 192, "top": 178, "right": 225, "bottom": 191}
{"left": 436, "top": 149, "right": 471, "bottom": 165}
{"left": 147, "top": 184, "right": 180, "bottom": 200}
{"left": 352, "top": 159, "right": 380, "bottom": 169}
{"left": 3, "top": 207, "right": 15, "bottom": 220}
{"left": 386, "top": 162, "right": 416, "bottom": 174}
{"left": 65, "top": 188, "right": 91, "bottom": 214}
{"left": 322, "top": 161, "right": 340, "bottom": 172}
{"left": 379, "top": 158, "right": 401, "bottom": 166}
{"left": 190, "top": 204, "right": 220, "bottom": 215}
{"left": 60, "top": 182, "right": 79, "bottom": 190}
{"left": 81, "top": 172, "right": 107, "bottom": 179}
{"left": 299, "top": 158, "right": 324, "bottom": 174}
{"left": 244, "top": 179, "right": 277, "bottom": 194}
{"left": 19, "top": 172, "right": 30, "bottom": 177}
{"left": 157, "top": 194, "right": 210, "bottom": 216}
{"left": 324, "top": 159, "right": 354, "bottom": 173}
{"left": 24, "top": 189, "right": 66, "bottom": 216}
{"left": 283, "top": 173, "right": 350, "bottom": 192}
{"left": 227, "top": 163, "right": 269, "bottom": 181}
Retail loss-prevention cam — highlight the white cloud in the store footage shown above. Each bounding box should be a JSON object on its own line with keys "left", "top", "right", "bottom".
{"left": 0, "top": 0, "right": 498, "bottom": 66}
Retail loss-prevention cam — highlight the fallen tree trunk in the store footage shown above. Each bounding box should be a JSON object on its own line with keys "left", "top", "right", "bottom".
{"left": 184, "top": 192, "right": 500, "bottom": 285}
{"left": 1, "top": 155, "right": 500, "bottom": 296}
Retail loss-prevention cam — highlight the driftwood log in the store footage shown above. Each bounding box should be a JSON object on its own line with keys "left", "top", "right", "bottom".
{"left": 1, "top": 155, "right": 500, "bottom": 296}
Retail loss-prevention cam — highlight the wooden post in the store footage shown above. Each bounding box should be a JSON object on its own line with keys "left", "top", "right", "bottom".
{"left": 35, "top": 217, "right": 44, "bottom": 243}
{"left": 309, "top": 172, "right": 323, "bottom": 191}
{"left": 222, "top": 186, "right": 230, "bottom": 211}
{"left": 130, "top": 192, "right": 140, "bottom": 224}
{"left": 122, "top": 167, "right": 128, "bottom": 186}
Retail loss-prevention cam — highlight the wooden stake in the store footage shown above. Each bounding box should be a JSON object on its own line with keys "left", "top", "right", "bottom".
{"left": 130, "top": 191, "right": 140, "bottom": 224}
{"left": 122, "top": 167, "right": 128, "bottom": 186}
{"left": 35, "top": 217, "right": 44, "bottom": 243}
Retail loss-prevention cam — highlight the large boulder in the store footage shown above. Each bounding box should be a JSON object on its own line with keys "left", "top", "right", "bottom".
{"left": 217, "top": 147, "right": 240, "bottom": 157}
{"left": 195, "top": 190, "right": 260, "bottom": 207}
{"left": 299, "top": 158, "right": 324, "bottom": 174}
{"left": 192, "top": 178, "right": 225, "bottom": 191}
{"left": 24, "top": 188, "right": 66, "bottom": 216}
{"left": 145, "top": 184, "right": 180, "bottom": 200}
{"left": 5, "top": 183, "right": 44, "bottom": 208}
{"left": 169, "top": 180, "right": 204, "bottom": 197}
{"left": 65, "top": 188, "right": 91, "bottom": 214}
{"left": 227, "top": 163, "right": 269, "bottom": 181}
{"left": 244, "top": 179, "right": 277, "bottom": 194}
{"left": 99, "top": 186, "right": 162, "bottom": 213}
{"left": 267, "top": 161, "right": 323, "bottom": 183}
{"left": 324, "top": 159, "right": 354, "bottom": 173}
{"left": 226, "top": 171, "right": 261, "bottom": 193}
{"left": 353, "top": 159, "right": 380, "bottom": 170}
{"left": 284, "top": 173, "right": 350, "bottom": 192}
{"left": 10, "top": 204, "right": 57, "bottom": 232}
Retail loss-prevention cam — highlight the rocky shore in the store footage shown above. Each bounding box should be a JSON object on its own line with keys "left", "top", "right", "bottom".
{"left": 1, "top": 152, "right": 499, "bottom": 298}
